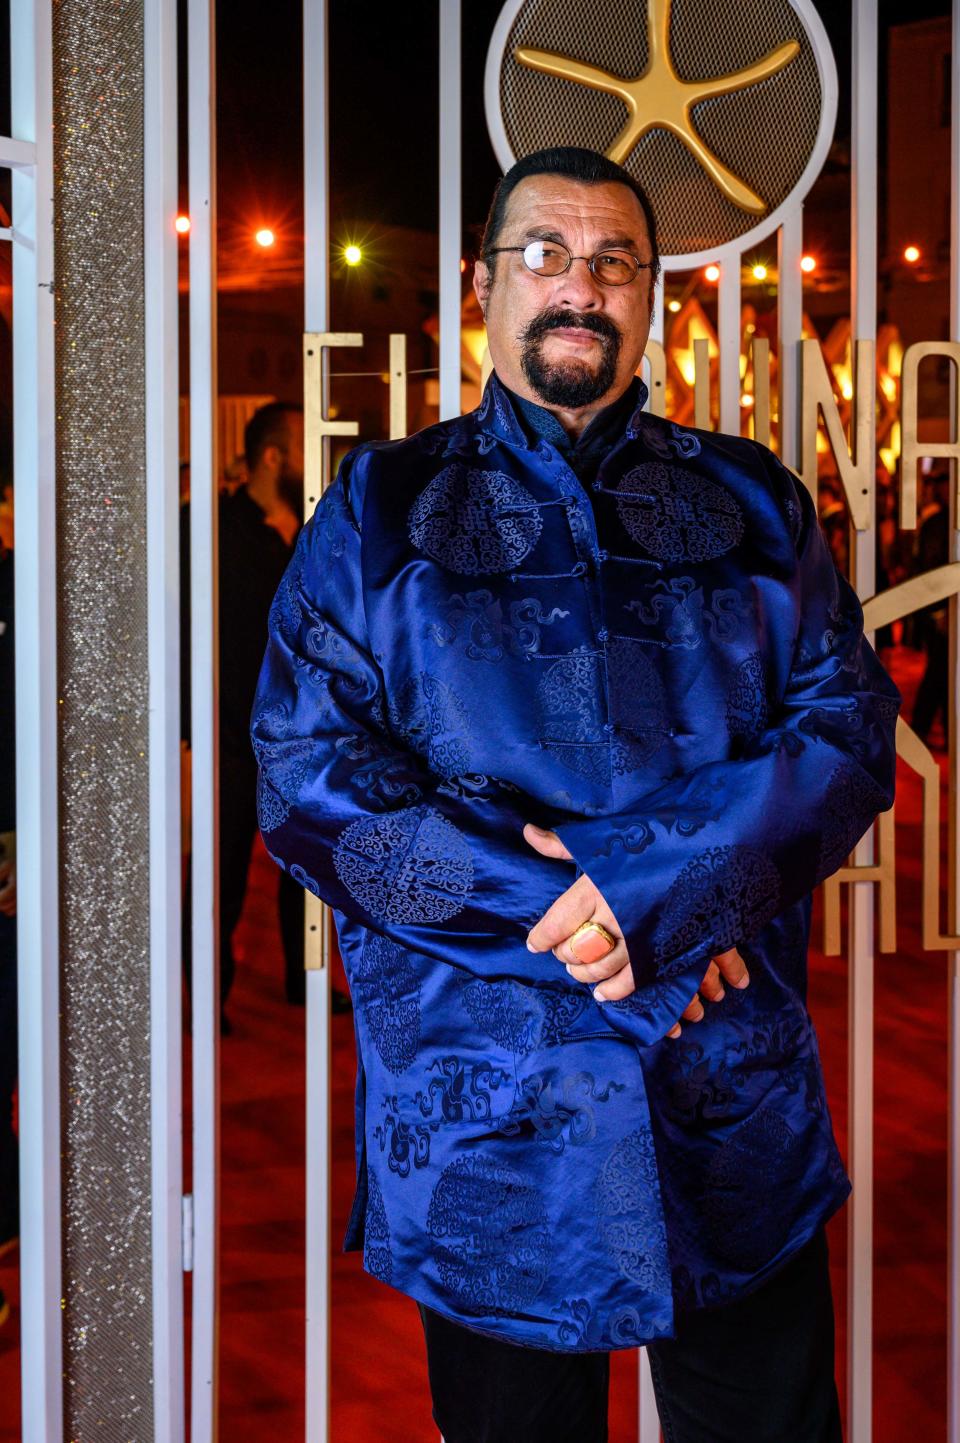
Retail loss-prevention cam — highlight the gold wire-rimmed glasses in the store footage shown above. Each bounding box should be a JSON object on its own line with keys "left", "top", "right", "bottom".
{"left": 484, "top": 238, "right": 654, "bottom": 286}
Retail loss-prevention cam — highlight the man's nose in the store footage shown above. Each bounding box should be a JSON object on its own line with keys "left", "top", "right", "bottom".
{"left": 550, "top": 256, "right": 605, "bottom": 310}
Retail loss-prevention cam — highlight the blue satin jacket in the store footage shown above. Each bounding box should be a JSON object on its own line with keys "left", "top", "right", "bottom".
{"left": 251, "top": 371, "right": 900, "bottom": 1351}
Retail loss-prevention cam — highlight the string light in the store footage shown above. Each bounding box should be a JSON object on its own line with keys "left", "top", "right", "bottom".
{"left": 751, "top": 263, "right": 768, "bottom": 281}
{"left": 704, "top": 264, "right": 720, "bottom": 283}
{"left": 343, "top": 244, "right": 363, "bottom": 266}
{"left": 903, "top": 244, "right": 921, "bottom": 264}
{"left": 175, "top": 214, "right": 190, "bottom": 235}
{"left": 255, "top": 228, "right": 275, "bottom": 248}
{"left": 800, "top": 254, "right": 816, "bottom": 273}
{"left": 667, "top": 299, "right": 681, "bottom": 313}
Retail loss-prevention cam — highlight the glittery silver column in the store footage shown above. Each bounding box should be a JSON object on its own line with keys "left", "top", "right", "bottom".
{"left": 52, "top": 0, "right": 154, "bottom": 1435}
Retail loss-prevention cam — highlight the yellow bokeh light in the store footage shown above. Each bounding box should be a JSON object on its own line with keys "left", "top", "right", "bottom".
{"left": 704, "top": 264, "right": 720, "bottom": 283}
{"left": 667, "top": 299, "right": 681, "bottom": 313}
{"left": 904, "top": 244, "right": 921, "bottom": 264}
{"left": 255, "top": 228, "right": 275, "bottom": 248}
{"left": 800, "top": 254, "right": 816, "bottom": 273}
{"left": 175, "top": 214, "right": 191, "bottom": 235}
{"left": 343, "top": 244, "right": 363, "bottom": 266}
{"left": 751, "top": 263, "right": 768, "bottom": 281}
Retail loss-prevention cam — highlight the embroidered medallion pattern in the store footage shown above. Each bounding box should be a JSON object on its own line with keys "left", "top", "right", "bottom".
{"left": 363, "top": 1172, "right": 393, "bottom": 1282}
{"left": 704, "top": 1108, "right": 803, "bottom": 1271}
{"left": 725, "top": 651, "right": 769, "bottom": 741}
{"left": 817, "top": 762, "right": 891, "bottom": 877}
{"left": 459, "top": 977, "right": 588, "bottom": 1054}
{"left": 334, "top": 805, "right": 474, "bottom": 924}
{"left": 595, "top": 1129, "right": 671, "bottom": 1291}
{"left": 616, "top": 464, "right": 744, "bottom": 562}
{"left": 427, "top": 1155, "right": 551, "bottom": 1314}
{"left": 387, "top": 671, "right": 472, "bottom": 777}
{"left": 653, "top": 845, "right": 782, "bottom": 973}
{"left": 353, "top": 932, "right": 421, "bottom": 1075}
{"left": 408, "top": 465, "right": 543, "bottom": 574}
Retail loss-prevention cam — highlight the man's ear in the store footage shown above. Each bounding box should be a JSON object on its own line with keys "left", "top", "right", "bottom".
{"left": 261, "top": 442, "right": 283, "bottom": 478}
{"left": 473, "top": 259, "right": 492, "bottom": 315}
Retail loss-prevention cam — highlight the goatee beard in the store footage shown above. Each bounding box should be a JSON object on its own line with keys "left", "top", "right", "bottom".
{"left": 518, "top": 307, "right": 622, "bottom": 409}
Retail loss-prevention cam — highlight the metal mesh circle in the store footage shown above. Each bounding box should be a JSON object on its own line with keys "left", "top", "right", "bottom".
{"left": 497, "top": 0, "right": 824, "bottom": 257}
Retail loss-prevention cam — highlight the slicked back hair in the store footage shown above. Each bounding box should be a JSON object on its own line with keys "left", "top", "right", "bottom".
{"left": 244, "top": 400, "right": 304, "bottom": 472}
{"left": 480, "top": 147, "right": 660, "bottom": 284}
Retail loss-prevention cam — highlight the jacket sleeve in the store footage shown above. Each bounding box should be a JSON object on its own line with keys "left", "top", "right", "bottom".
{"left": 250, "top": 448, "right": 577, "bottom": 984}
{"left": 552, "top": 468, "right": 902, "bottom": 1045}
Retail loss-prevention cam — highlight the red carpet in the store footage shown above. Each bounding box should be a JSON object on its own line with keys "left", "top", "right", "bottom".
{"left": 0, "top": 642, "right": 950, "bottom": 1439}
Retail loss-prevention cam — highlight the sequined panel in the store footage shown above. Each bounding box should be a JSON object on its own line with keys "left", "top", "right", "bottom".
{"left": 53, "top": 0, "right": 154, "bottom": 1433}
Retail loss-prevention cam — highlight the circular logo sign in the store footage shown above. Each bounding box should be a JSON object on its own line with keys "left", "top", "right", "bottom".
{"left": 485, "top": 0, "right": 838, "bottom": 267}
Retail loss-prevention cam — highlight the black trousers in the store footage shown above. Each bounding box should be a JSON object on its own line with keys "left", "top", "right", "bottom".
{"left": 183, "top": 751, "right": 304, "bottom": 1007}
{"left": 417, "top": 1229, "right": 842, "bottom": 1443}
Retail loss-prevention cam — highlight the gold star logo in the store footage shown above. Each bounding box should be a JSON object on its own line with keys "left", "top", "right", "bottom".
{"left": 515, "top": 0, "right": 800, "bottom": 214}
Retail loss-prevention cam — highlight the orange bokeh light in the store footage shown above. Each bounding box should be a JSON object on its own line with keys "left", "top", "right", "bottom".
{"left": 903, "top": 244, "right": 921, "bottom": 264}
{"left": 175, "top": 214, "right": 191, "bottom": 235}
{"left": 800, "top": 254, "right": 816, "bottom": 273}
{"left": 255, "top": 228, "right": 276, "bottom": 249}
{"left": 704, "top": 264, "right": 720, "bottom": 283}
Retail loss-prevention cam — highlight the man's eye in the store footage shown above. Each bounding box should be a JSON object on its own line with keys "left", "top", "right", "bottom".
{"left": 597, "top": 253, "right": 630, "bottom": 269}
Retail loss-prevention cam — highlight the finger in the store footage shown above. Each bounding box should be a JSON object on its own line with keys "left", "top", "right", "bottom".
{"left": 526, "top": 876, "right": 595, "bottom": 953}
{"left": 592, "top": 964, "right": 636, "bottom": 1002}
{"left": 522, "top": 823, "right": 574, "bottom": 862}
{"left": 664, "top": 1022, "right": 682, "bottom": 1040}
{"left": 553, "top": 928, "right": 622, "bottom": 971}
{"left": 680, "top": 992, "right": 705, "bottom": 1024}
{"left": 698, "top": 960, "right": 725, "bottom": 1004}
{"left": 562, "top": 946, "right": 630, "bottom": 984}
{"left": 714, "top": 947, "right": 750, "bottom": 990}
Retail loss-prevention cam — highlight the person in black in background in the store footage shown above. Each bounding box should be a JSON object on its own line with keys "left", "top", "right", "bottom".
{"left": 0, "top": 481, "right": 17, "bottom": 1326}
{"left": 181, "top": 402, "right": 352, "bottom": 1031}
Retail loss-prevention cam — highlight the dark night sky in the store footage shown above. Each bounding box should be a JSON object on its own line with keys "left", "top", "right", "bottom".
{"left": 206, "top": 0, "right": 954, "bottom": 257}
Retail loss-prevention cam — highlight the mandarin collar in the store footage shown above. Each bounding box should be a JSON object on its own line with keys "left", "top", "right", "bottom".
{"left": 474, "top": 369, "right": 649, "bottom": 451}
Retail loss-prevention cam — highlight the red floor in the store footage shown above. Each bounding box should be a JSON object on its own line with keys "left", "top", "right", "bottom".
{"left": 0, "top": 642, "right": 951, "bottom": 1439}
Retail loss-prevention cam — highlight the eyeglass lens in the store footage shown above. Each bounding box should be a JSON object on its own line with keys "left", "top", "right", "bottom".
{"left": 521, "top": 239, "right": 639, "bottom": 286}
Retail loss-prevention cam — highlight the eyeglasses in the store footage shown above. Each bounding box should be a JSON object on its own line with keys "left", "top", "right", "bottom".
{"left": 484, "top": 238, "right": 654, "bottom": 287}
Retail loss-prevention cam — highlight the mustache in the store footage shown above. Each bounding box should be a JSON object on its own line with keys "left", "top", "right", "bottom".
{"left": 519, "top": 307, "right": 622, "bottom": 347}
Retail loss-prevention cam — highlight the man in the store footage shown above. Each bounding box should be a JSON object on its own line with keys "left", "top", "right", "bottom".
{"left": 251, "top": 148, "right": 900, "bottom": 1441}
{"left": 182, "top": 402, "right": 317, "bottom": 1027}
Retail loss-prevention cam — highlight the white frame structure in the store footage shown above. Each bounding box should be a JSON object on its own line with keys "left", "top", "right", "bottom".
{"left": 187, "top": 0, "right": 221, "bottom": 1438}
{"left": 145, "top": 0, "right": 186, "bottom": 1433}
{"left": 9, "top": 0, "right": 61, "bottom": 1438}
{"left": 8, "top": 1, "right": 960, "bottom": 1440}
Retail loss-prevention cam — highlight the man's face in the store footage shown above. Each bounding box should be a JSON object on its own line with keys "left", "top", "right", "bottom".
{"left": 473, "top": 175, "right": 655, "bottom": 417}
{"left": 273, "top": 411, "right": 304, "bottom": 510}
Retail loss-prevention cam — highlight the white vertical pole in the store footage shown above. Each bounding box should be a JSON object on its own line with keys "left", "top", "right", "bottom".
{"left": 11, "top": 0, "right": 63, "bottom": 1437}
{"left": 847, "top": 6, "right": 878, "bottom": 1442}
{"left": 718, "top": 257, "right": 741, "bottom": 437}
{"left": 641, "top": 270, "right": 664, "bottom": 414}
{"left": 638, "top": 1350, "right": 660, "bottom": 1443}
{"left": 778, "top": 207, "right": 803, "bottom": 471}
{"left": 303, "top": 3, "right": 332, "bottom": 1441}
{"left": 439, "top": 0, "right": 462, "bottom": 420}
{"left": 947, "top": 5, "right": 960, "bottom": 1438}
{"left": 145, "top": 0, "right": 185, "bottom": 1433}
{"left": 188, "top": 0, "right": 220, "bottom": 1435}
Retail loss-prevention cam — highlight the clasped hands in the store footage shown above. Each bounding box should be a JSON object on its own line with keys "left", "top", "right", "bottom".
{"left": 522, "top": 823, "right": 749, "bottom": 1041}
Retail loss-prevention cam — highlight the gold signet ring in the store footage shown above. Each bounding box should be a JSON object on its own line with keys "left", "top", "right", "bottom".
{"left": 568, "top": 919, "right": 617, "bottom": 964}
